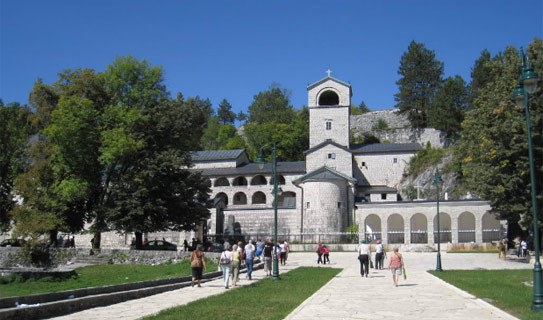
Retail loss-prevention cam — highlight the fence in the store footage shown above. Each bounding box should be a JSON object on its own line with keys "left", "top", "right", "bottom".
{"left": 433, "top": 230, "right": 452, "bottom": 243}
{"left": 458, "top": 230, "right": 476, "bottom": 243}
{"left": 410, "top": 230, "right": 427, "bottom": 244}
{"left": 482, "top": 229, "right": 501, "bottom": 242}
{"left": 208, "top": 229, "right": 498, "bottom": 245}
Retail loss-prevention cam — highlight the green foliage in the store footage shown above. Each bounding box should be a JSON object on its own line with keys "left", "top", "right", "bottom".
{"left": 11, "top": 56, "right": 212, "bottom": 246}
{"left": 407, "top": 144, "right": 447, "bottom": 176}
{"left": 244, "top": 106, "right": 308, "bottom": 161}
{"left": 371, "top": 118, "right": 389, "bottom": 130}
{"left": 144, "top": 267, "right": 342, "bottom": 320}
{"left": 456, "top": 39, "right": 543, "bottom": 227}
{"left": 346, "top": 224, "right": 359, "bottom": 243}
{"left": 102, "top": 55, "right": 168, "bottom": 108}
{"left": 0, "top": 102, "right": 32, "bottom": 231}
{"left": 247, "top": 85, "right": 294, "bottom": 124}
{"left": 403, "top": 185, "right": 418, "bottom": 200}
{"left": 430, "top": 75, "right": 469, "bottom": 139}
{"left": 395, "top": 40, "right": 444, "bottom": 127}
{"left": 217, "top": 99, "right": 236, "bottom": 124}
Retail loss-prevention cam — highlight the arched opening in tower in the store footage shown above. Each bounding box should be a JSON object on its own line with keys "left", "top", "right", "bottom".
{"left": 318, "top": 90, "right": 339, "bottom": 105}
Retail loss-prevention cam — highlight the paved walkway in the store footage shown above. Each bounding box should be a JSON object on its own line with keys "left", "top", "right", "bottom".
{"left": 54, "top": 252, "right": 531, "bottom": 320}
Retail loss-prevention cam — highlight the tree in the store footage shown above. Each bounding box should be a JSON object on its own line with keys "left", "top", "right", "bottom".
{"left": 470, "top": 49, "right": 493, "bottom": 100}
{"left": 236, "top": 111, "right": 247, "bottom": 123}
{"left": 105, "top": 99, "right": 211, "bottom": 247}
{"left": 247, "top": 85, "right": 294, "bottom": 124}
{"left": 244, "top": 106, "right": 308, "bottom": 161}
{"left": 456, "top": 39, "right": 543, "bottom": 228}
{"left": 429, "top": 75, "right": 469, "bottom": 139}
{"left": 200, "top": 116, "right": 221, "bottom": 150}
{"left": 351, "top": 101, "right": 371, "bottom": 115}
{"left": 0, "top": 102, "right": 32, "bottom": 231}
{"left": 394, "top": 41, "right": 444, "bottom": 127}
{"left": 217, "top": 99, "right": 236, "bottom": 124}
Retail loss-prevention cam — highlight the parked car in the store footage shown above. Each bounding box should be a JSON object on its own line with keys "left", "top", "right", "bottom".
{"left": 0, "top": 239, "right": 26, "bottom": 247}
{"left": 139, "top": 240, "right": 177, "bottom": 251}
{"left": 206, "top": 242, "right": 223, "bottom": 252}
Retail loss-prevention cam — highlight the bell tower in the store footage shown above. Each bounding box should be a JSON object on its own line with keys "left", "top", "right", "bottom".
{"left": 307, "top": 70, "right": 352, "bottom": 148}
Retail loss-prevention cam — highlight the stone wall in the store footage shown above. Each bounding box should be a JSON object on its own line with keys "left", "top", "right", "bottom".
{"left": 350, "top": 110, "right": 450, "bottom": 148}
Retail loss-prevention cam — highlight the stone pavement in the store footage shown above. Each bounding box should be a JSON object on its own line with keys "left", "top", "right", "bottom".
{"left": 53, "top": 252, "right": 532, "bottom": 320}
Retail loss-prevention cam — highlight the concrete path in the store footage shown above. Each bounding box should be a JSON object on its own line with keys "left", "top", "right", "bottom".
{"left": 53, "top": 252, "right": 531, "bottom": 320}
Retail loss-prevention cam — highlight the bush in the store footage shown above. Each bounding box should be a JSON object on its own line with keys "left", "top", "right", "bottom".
{"left": 407, "top": 144, "right": 448, "bottom": 176}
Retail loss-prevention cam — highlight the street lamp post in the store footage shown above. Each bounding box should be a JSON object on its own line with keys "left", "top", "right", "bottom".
{"left": 257, "top": 143, "right": 280, "bottom": 280}
{"left": 432, "top": 168, "right": 443, "bottom": 272}
{"left": 513, "top": 48, "right": 542, "bottom": 312}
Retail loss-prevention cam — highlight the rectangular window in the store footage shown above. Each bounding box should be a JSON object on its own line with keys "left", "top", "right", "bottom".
{"left": 393, "top": 158, "right": 398, "bottom": 164}
{"left": 337, "top": 202, "right": 341, "bottom": 208}
{"left": 381, "top": 193, "right": 387, "bottom": 200}
{"left": 328, "top": 153, "right": 336, "bottom": 159}
{"left": 306, "top": 202, "right": 310, "bottom": 208}
{"left": 326, "top": 121, "right": 332, "bottom": 130}
{"left": 361, "top": 161, "right": 367, "bottom": 168}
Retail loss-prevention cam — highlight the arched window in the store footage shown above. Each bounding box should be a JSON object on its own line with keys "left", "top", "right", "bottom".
{"left": 214, "top": 177, "right": 230, "bottom": 187}
{"left": 215, "top": 192, "right": 228, "bottom": 206}
{"left": 387, "top": 214, "right": 405, "bottom": 244}
{"left": 410, "top": 213, "right": 427, "bottom": 244}
{"left": 250, "top": 175, "right": 267, "bottom": 185}
{"left": 318, "top": 90, "right": 339, "bottom": 105}
{"left": 270, "top": 175, "right": 286, "bottom": 185}
{"left": 433, "top": 212, "right": 452, "bottom": 243}
{"left": 233, "top": 192, "right": 247, "bottom": 205}
{"left": 252, "top": 191, "right": 266, "bottom": 204}
{"left": 364, "top": 214, "right": 382, "bottom": 243}
{"left": 458, "top": 212, "right": 476, "bottom": 243}
{"left": 232, "top": 176, "right": 248, "bottom": 186}
{"left": 278, "top": 191, "right": 296, "bottom": 208}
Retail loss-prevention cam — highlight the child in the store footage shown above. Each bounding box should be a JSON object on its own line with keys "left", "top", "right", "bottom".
{"left": 323, "top": 245, "right": 330, "bottom": 264}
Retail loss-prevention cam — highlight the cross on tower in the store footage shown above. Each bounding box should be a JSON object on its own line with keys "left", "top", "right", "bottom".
{"left": 326, "top": 69, "right": 332, "bottom": 77}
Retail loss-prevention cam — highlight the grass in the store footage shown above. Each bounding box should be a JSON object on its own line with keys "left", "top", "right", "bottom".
{"left": 429, "top": 269, "right": 541, "bottom": 320}
{"left": 0, "top": 258, "right": 217, "bottom": 298}
{"left": 143, "top": 267, "right": 342, "bottom": 320}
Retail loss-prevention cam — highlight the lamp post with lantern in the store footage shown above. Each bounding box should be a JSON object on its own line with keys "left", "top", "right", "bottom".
{"left": 257, "top": 142, "right": 281, "bottom": 280}
{"left": 432, "top": 168, "right": 443, "bottom": 272}
{"left": 513, "top": 48, "right": 542, "bottom": 312}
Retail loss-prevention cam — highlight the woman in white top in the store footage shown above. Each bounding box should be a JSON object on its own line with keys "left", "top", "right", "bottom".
{"left": 220, "top": 245, "right": 233, "bottom": 289}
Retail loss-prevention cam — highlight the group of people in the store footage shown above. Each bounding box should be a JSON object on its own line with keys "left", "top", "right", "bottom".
{"left": 316, "top": 243, "right": 330, "bottom": 264}
{"left": 498, "top": 237, "right": 529, "bottom": 260}
{"left": 357, "top": 239, "right": 405, "bottom": 287}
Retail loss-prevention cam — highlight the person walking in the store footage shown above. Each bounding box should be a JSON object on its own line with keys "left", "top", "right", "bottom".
{"left": 521, "top": 239, "right": 527, "bottom": 258}
{"left": 244, "top": 240, "right": 256, "bottom": 280}
{"left": 283, "top": 240, "right": 290, "bottom": 264}
{"left": 219, "top": 245, "right": 233, "bottom": 289}
{"left": 316, "top": 243, "right": 324, "bottom": 264}
{"left": 388, "top": 247, "right": 404, "bottom": 287}
{"left": 279, "top": 241, "right": 287, "bottom": 265}
{"left": 263, "top": 240, "right": 273, "bottom": 277}
{"left": 357, "top": 239, "right": 371, "bottom": 277}
{"left": 323, "top": 245, "right": 330, "bottom": 264}
{"left": 375, "top": 240, "right": 384, "bottom": 270}
{"left": 183, "top": 239, "right": 189, "bottom": 252}
{"left": 190, "top": 244, "right": 207, "bottom": 287}
{"left": 231, "top": 244, "right": 241, "bottom": 287}
{"left": 256, "top": 239, "right": 264, "bottom": 260}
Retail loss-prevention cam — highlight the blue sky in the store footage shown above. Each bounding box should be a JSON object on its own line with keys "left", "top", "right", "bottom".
{"left": 1, "top": 1, "right": 542, "bottom": 116}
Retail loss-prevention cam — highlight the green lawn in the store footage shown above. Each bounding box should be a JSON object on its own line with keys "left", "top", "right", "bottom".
{"left": 143, "top": 267, "right": 342, "bottom": 320}
{"left": 429, "top": 269, "right": 541, "bottom": 320}
{"left": 0, "top": 259, "right": 217, "bottom": 298}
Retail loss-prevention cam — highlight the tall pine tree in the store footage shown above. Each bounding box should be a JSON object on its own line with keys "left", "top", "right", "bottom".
{"left": 394, "top": 41, "right": 444, "bottom": 127}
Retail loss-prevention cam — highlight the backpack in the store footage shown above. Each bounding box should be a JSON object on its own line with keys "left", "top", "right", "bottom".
{"left": 220, "top": 252, "right": 230, "bottom": 265}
